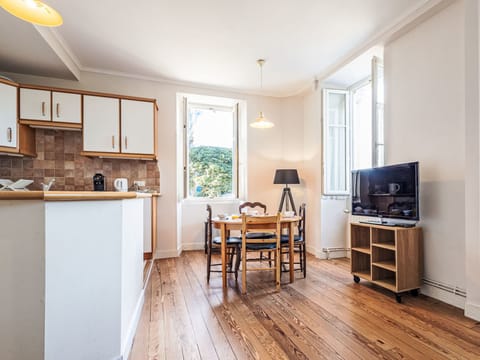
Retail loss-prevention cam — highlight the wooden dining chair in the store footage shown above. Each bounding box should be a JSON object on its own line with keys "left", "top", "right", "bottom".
{"left": 239, "top": 201, "right": 275, "bottom": 264}
{"left": 205, "top": 204, "right": 241, "bottom": 282}
{"left": 240, "top": 213, "right": 282, "bottom": 294}
{"left": 281, "top": 203, "right": 306, "bottom": 278}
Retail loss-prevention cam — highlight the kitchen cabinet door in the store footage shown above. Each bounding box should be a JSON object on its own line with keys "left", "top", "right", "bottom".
{"left": 121, "top": 99, "right": 155, "bottom": 155}
{"left": 20, "top": 88, "right": 51, "bottom": 121}
{"left": 0, "top": 82, "right": 17, "bottom": 148}
{"left": 83, "top": 95, "right": 120, "bottom": 153}
{"left": 52, "top": 92, "right": 81, "bottom": 124}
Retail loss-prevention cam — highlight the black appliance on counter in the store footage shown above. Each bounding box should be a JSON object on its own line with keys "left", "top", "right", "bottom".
{"left": 93, "top": 173, "right": 105, "bottom": 191}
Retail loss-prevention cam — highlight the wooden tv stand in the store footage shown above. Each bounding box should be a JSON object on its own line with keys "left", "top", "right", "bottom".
{"left": 350, "top": 222, "right": 423, "bottom": 303}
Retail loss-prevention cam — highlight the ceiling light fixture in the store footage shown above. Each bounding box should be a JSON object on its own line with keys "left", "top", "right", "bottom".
{"left": 250, "top": 59, "right": 274, "bottom": 129}
{"left": 0, "top": 0, "right": 63, "bottom": 27}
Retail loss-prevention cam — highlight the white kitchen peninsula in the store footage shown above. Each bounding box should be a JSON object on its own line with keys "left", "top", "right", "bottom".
{"left": 0, "top": 191, "right": 149, "bottom": 360}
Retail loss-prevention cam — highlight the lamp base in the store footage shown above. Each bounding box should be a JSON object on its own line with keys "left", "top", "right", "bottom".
{"left": 278, "top": 186, "right": 296, "bottom": 214}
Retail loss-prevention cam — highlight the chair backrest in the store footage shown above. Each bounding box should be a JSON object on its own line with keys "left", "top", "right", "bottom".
{"left": 239, "top": 201, "right": 267, "bottom": 214}
{"left": 298, "top": 203, "right": 306, "bottom": 240}
{"left": 206, "top": 204, "right": 213, "bottom": 247}
{"left": 241, "top": 213, "right": 281, "bottom": 244}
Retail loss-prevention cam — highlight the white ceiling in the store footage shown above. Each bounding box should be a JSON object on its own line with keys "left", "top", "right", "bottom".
{"left": 0, "top": 0, "right": 428, "bottom": 96}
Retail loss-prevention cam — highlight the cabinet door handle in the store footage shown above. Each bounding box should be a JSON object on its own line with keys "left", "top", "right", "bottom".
{"left": 7, "top": 127, "right": 12, "bottom": 143}
{"left": 125, "top": 136, "right": 128, "bottom": 149}
{"left": 56, "top": 103, "right": 60, "bottom": 118}
{"left": 42, "top": 101, "right": 46, "bottom": 116}
{"left": 112, "top": 135, "right": 115, "bottom": 149}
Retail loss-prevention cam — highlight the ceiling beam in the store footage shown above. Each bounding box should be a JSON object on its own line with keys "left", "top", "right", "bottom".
{"left": 33, "top": 26, "right": 81, "bottom": 81}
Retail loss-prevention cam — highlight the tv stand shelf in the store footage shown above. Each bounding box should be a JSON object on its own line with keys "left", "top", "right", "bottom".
{"left": 350, "top": 222, "right": 423, "bottom": 303}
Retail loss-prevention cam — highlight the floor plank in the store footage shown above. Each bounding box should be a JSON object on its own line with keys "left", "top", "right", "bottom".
{"left": 130, "top": 252, "right": 480, "bottom": 360}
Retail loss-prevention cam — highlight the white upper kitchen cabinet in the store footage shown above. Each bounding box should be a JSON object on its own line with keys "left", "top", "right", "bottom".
{"left": 52, "top": 92, "right": 81, "bottom": 124}
{"left": 83, "top": 95, "right": 120, "bottom": 153}
{"left": 20, "top": 88, "right": 51, "bottom": 121}
{"left": 121, "top": 100, "right": 155, "bottom": 155}
{"left": 0, "top": 82, "right": 17, "bottom": 148}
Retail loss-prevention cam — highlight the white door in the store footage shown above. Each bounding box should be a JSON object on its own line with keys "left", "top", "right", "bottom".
{"left": 83, "top": 95, "right": 120, "bottom": 153}
{"left": 121, "top": 99, "right": 154, "bottom": 155}
{"left": 52, "top": 92, "right": 81, "bottom": 124}
{"left": 20, "top": 88, "right": 51, "bottom": 121}
{"left": 0, "top": 82, "right": 17, "bottom": 148}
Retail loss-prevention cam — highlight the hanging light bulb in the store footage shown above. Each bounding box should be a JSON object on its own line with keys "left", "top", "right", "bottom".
{"left": 250, "top": 59, "right": 274, "bottom": 129}
{"left": 0, "top": 0, "right": 63, "bottom": 27}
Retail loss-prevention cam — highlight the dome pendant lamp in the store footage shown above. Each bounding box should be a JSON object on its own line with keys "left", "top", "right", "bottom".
{"left": 250, "top": 59, "right": 274, "bottom": 129}
{"left": 0, "top": 0, "right": 63, "bottom": 27}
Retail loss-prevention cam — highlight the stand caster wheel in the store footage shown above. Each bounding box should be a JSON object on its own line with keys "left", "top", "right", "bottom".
{"left": 353, "top": 275, "right": 360, "bottom": 283}
{"left": 410, "top": 289, "right": 419, "bottom": 297}
{"left": 395, "top": 294, "right": 402, "bottom": 303}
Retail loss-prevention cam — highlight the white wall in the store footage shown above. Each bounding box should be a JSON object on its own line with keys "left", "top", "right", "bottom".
{"left": 465, "top": 0, "right": 480, "bottom": 321}
{"left": 384, "top": 0, "right": 466, "bottom": 308}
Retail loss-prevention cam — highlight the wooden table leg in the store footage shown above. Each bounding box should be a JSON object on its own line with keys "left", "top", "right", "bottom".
{"left": 221, "top": 223, "right": 227, "bottom": 289}
{"left": 289, "top": 222, "right": 294, "bottom": 283}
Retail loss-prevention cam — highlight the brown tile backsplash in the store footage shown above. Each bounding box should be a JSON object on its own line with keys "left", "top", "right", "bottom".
{"left": 0, "top": 129, "right": 160, "bottom": 192}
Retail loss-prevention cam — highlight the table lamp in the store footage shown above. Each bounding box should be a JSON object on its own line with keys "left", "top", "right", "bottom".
{"left": 273, "top": 169, "right": 300, "bottom": 214}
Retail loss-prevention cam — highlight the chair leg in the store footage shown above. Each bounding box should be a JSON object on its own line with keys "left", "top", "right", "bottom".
{"left": 298, "top": 244, "right": 303, "bottom": 272}
{"left": 234, "top": 246, "right": 241, "bottom": 281}
{"left": 206, "top": 249, "right": 211, "bottom": 283}
{"left": 242, "top": 247, "right": 247, "bottom": 294}
{"left": 302, "top": 244, "right": 307, "bottom": 278}
{"left": 275, "top": 247, "right": 280, "bottom": 291}
{"left": 268, "top": 251, "right": 272, "bottom": 268}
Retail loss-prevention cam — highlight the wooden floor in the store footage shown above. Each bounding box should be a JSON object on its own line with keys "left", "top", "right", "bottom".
{"left": 129, "top": 251, "right": 480, "bottom": 359}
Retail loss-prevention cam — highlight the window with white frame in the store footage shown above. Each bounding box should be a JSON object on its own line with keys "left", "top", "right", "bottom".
{"left": 183, "top": 96, "right": 239, "bottom": 199}
{"left": 323, "top": 56, "right": 384, "bottom": 195}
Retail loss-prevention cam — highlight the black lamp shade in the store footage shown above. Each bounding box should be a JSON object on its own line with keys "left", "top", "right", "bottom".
{"left": 273, "top": 169, "right": 300, "bottom": 185}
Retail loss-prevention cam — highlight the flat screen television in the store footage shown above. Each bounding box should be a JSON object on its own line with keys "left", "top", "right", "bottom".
{"left": 351, "top": 161, "right": 419, "bottom": 221}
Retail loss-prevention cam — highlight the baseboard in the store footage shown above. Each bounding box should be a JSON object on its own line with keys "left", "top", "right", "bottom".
{"left": 465, "top": 301, "right": 480, "bottom": 321}
{"left": 420, "top": 283, "right": 466, "bottom": 310}
{"left": 306, "top": 245, "right": 347, "bottom": 260}
{"left": 155, "top": 248, "right": 182, "bottom": 259}
{"left": 182, "top": 242, "right": 205, "bottom": 251}
{"left": 121, "top": 290, "right": 145, "bottom": 360}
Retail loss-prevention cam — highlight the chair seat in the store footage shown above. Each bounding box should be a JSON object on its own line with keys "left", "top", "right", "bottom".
{"left": 281, "top": 234, "right": 303, "bottom": 243}
{"left": 213, "top": 236, "right": 242, "bottom": 245}
{"left": 245, "top": 232, "right": 275, "bottom": 239}
{"left": 246, "top": 243, "right": 277, "bottom": 250}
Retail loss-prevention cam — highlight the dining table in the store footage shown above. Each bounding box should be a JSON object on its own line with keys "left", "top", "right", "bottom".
{"left": 212, "top": 215, "right": 302, "bottom": 289}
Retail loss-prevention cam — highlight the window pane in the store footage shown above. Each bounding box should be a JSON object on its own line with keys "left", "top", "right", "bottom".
{"left": 376, "top": 103, "right": 384, "bottom": 144}
{"left": 327, "top": 126, "right": 347, "bottom": 192}
{"left": 327, "top": 93, "right": 347, "bottom": 125}
{"left": 187, "top": 106, "right": 235, "bottom": 198}
{"left": 352, "top": 83, "right": 372, "bottom": 170}
{"left": 376, "top": 144, "right": 385, "bottom": 167}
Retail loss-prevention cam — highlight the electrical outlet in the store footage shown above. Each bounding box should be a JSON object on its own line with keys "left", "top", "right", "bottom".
{"left": 134, "top": 180, "right": 146, "bottom": 187}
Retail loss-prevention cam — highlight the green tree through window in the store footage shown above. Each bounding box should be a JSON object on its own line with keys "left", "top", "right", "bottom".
{"left": 189, "top": 146, "right": 232, "bottom": 197}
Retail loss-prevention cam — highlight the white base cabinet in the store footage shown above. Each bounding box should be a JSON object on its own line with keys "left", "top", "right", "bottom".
{"left": 0, "top": 198, "right": 145, "bottom": 360}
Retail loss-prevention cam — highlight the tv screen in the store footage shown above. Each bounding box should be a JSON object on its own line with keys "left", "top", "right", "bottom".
{"left": 351, "top": 162, "right": 419, "bottom": 221}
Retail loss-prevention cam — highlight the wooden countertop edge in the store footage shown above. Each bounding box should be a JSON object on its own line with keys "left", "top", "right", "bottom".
{"left": 0, "top": 191, "right": 161, "bottom": 201}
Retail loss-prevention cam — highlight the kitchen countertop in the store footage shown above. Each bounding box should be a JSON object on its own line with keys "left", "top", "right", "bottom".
{"left": 0, "top": 191, "right": 162, "bottom": 201}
